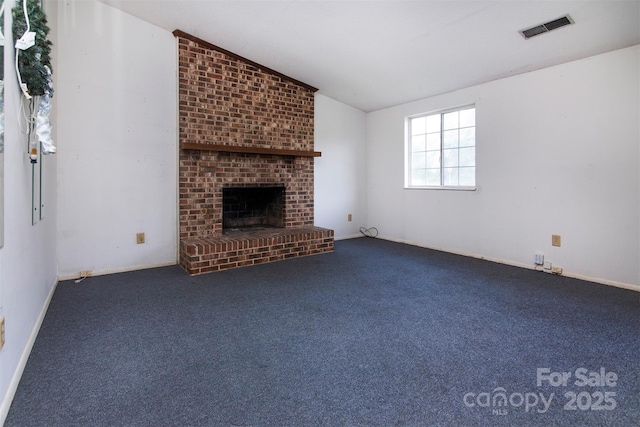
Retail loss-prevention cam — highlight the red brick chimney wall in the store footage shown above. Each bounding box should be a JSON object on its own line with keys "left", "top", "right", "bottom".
{"left": 174, "top": 31, "right": 333, "bottom": 275}
{"left": 175, "top": 32, "right": 318, "bottom": 240}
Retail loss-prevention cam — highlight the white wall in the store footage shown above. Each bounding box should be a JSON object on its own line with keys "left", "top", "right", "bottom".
{"left": 315, "top": 94, "right": 368, "bottom": 239}
{"left": 367, "top": 45, "right": 640, "bottom": 289}
{"left": 0, "top": 1, "right": 59, "bottom": 422}
{"left": 56, "top": 0, "right": 178, "bottom": 278}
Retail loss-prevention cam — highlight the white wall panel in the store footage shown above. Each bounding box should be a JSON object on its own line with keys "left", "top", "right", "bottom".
{"left": 56, "top": 0, "right": 177, "bottom": 278}
{"left": 315, "top": 94, "right": 368, "bottom": 239}
{"left": 0, "top": 1, "right": 59, "bottom": 422}
{"left": 367, "top": 46, "right": 639, "bottom": 288}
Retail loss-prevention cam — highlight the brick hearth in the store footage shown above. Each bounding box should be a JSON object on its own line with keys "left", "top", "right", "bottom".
{"left": 180, "top": 226, "right": 334, "bottom": 275}
{"left": 175, "top": 31, "right": 334, "bottom": 274}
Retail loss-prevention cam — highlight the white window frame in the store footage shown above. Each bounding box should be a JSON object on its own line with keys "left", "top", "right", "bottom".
{"left": 404, "top": 104, "right": 476, "bottom": 191}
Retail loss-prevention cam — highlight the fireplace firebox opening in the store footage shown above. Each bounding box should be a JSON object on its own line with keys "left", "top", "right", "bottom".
{"left": 223, "top": 186, "right": 285, "bottom": 232}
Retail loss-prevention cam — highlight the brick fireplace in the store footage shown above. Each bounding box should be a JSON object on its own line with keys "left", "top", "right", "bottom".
{"left": 175, "top": 31, "right": 334, "bottom": 275}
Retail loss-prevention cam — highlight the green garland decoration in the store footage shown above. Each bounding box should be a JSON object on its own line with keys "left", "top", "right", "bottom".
{"left": 1, "top": 5, "right": 4, "bottom": 82}
{"left": 12, "top": 0, "right": 53, "bottom": 97}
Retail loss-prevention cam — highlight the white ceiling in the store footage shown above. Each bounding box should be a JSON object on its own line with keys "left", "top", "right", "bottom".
{"left": 99, "top": 0, "right": 640, "bottom": 112}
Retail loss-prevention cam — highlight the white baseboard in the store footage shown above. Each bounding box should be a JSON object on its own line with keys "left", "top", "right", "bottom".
{"left": 57, "top": 260, "right": 178, "bottom": 281}
{"left": 334, "top": 233, "right": 364, "bottom": 241}
{"left": 0, "top": 278, "right": 59, "bottom": 426}
{"left": 558, "top": 272, "right": 640, "bottom": 292}
{"left": 376, "top": 235, "right": 640, "bottom": 293}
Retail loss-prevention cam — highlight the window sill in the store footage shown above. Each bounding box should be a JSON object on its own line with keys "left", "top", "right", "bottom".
{"left": 404, "top": 186, "right": 477, "bottom": 191}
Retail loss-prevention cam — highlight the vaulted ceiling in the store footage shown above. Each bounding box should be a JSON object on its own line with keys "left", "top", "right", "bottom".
{"left": 99, "top": 0, "right": 640, "bottom": 112}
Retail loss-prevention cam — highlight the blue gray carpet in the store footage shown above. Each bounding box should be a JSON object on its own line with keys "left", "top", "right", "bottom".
{"left": 5, "top": 238, "right": 639, "bottom": 426}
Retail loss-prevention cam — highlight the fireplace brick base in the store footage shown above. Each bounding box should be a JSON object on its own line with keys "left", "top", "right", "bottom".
{"left": 180, "top": 226, "right": 334, "bottom": 275}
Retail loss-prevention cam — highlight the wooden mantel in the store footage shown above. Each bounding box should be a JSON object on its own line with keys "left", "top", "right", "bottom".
{"left": 180, "top": 143, "right": 322, "bottom": 158}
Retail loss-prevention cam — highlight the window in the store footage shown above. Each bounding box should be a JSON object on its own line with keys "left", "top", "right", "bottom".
{"left": 406, "top": 106, "right": 475, "bottom": 189}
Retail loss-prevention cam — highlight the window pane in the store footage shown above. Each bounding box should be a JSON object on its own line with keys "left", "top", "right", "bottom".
{"left": 459, "top": 147, "right": 475, "bottom": 167}
{"left": 459, "top": 167, "right": 475, "bottom": 186}
{"left": 426, "top": 114, "right": 441, "bottom": 133}
{"left": 412, "top": 152, "right": 426, "bottom": 169}
{"left": 426, "top": 151, "right": 441, "bottom": 168}
{"left": 426, "top": 133, "right": 440, "bottom": 151}
{"left": 411, "top": 117, "right": 426, "bottom": 135}
{"left": 412, "top": 169, "right": 427, "bottom": 186}
{"left": 405, "top": 105, "right": 475, "bottom": 188}
{"left": 443, "top": 148, "right": 458, "bottom": 167}
{"left": 412, "top": 134, "right": 426, "bottom": 152}
{"left": 443, "top": 111, "right": 458, "bottom": 130}
{"left": 459, "top": 127, "right": 475, "bottom": 147}
{"left": 443, "top": 168, "right": 458, "bottom": 186}
{"left": 443, "top": 130, "right": 458, "bottom": 148}
{"left": 459, "top": 108, "right": 475, "bottom": 128}
{"left": 426, "top": 169, "right": 440, "bottom": 186}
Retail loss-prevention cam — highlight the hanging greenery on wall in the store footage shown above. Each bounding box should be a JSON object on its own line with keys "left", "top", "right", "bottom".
{"left": 12, "top": 0, "right": 52, "bottom": 97}
{"left": 0, "top": 1, "right": 5, "bottom": 82}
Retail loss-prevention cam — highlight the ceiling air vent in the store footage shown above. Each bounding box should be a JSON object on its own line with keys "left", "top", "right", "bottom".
{"left": 520, "top": 15, "right": 574, "bottom": 39}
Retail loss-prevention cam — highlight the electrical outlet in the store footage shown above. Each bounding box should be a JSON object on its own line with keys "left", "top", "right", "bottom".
{"left": 136, "top": 232, "right": 145, "bottom": 244}
{"left": 551, "top": 266, "right": 563, "bottom": 274}
{"left": 535, "top": 253, "right": 544, "bottom": 265}
{"left": 348, "top": 214, "right": 352, "bottom": 222}
{"left": 75, "top": 271, "right": 92, "bottom": 284}
{"left": 552, "top": 234, "right": 561, "bottom": 247}
{"left": 0, "top": 316, "right": 5, "bottom": 350}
